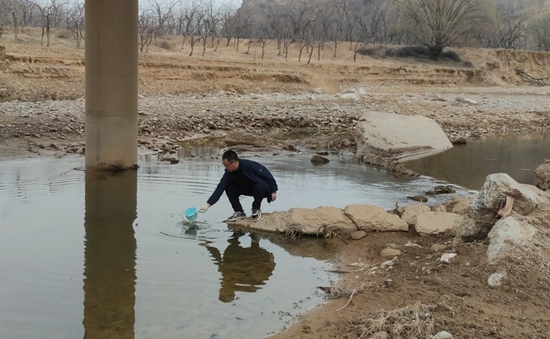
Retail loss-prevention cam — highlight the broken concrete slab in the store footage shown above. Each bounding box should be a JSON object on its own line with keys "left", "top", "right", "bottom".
{"left": 415, "top": 212, "right": 463, "bottom": 236}
{"left": 354, "top": 111, "right": 452, "bottom": 170}
{"left": 401, "top": 204, "right": 431, "bottom": 226}
{"left": 228, "top": 206, "right": 357, "bottom": 236}
{"left": 344, "top": 204, "right": 409, "bottom": 232}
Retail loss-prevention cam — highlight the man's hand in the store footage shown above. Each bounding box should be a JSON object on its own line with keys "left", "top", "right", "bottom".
{"left": 199, "top": 203, "right": 210, "bottom": 213}
{"left": 271, "top": 192, "right": 277, "bottom": 202}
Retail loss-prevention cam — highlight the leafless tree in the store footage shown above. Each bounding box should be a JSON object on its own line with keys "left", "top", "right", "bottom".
{"left": 138, "top": 8, "right": 155, "bottom": 52}
{"left": 398, "top": 0, "right": 490, "bottom": 60}
{"left": 28, "top": 0, "right": 67, "bottom": 47}
{"left": 529, "top": 14, "right": 550, "bottom": 51}
{"left": 492, "top": 2, "right": 526, "bottom": 50}
{"left": 65, "top": 1, "right": 84, "bottom": 48}
{"left": 219, "top": 5, "right": 236, "bottom": 47}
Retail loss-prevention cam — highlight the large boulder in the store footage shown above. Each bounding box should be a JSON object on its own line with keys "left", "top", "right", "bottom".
{"left": 229, "top": 206, "right": 357, "bottom": 236}
{"left": 455, "top": 173, "right": 546, "bottom": 241}
{"left": 534, "top": 159, "right": 550, "bottom": 191}
{"left": 344, "top": 204, "right": 409, "bottom": 232}
{"left": 447, "top": 195, "right": 474, "bottom": 215}
{"left": 487, "top": 216, "right": 536, "bottom": 263}
{"left": 401, "top": 204, "right": 431, "bottom": 226}
{"left": 355, "top": 111, "right": 452, "bottom": 163}
{"left": 415, "top": 212, "right": 463, "bottom": 236}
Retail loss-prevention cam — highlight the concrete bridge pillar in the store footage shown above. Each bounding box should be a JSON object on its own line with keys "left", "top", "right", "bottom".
{"left": 85, "top": 0, "right": 138, "bottom": 170}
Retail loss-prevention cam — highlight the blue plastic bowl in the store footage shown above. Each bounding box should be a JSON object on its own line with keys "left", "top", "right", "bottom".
{"left": 184, "top": 207, "right": 198, "bottom": 221}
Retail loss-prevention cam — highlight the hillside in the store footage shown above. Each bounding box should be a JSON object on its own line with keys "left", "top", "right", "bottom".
{"left": 2, "top": 28, "right": 550, "bottom": 103}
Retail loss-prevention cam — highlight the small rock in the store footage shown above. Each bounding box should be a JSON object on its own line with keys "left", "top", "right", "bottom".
{"left": 380, "top": 256, "right": 398, "bottom": 270}
{"left": 432, "top": 331, "right": 453, "bottom": 339}
{"left": 385, "top": 242, "right": 401, "bottom": 249}
{"left": 440, "top": 253, "right": 457, "bottom": 263}
{"left": 451, "top": 137, "right": 467, "bottom": 145}
{"left": 431, "top": 243, "right": 448, "bottom": 252}
{"left": 456, "top": 97, "right": 477, "bottom": 105}
{"left": 350, "top": 230, "right": 368, "bottom": 240}
{"left": 488, "top": 272, "right": 506, "bottom": 287}
{"left": 407, "top": 195, "right": 428, "bottom": 202}
{"left": 310, "top": 154, "right": 329, "bottom": 164}
{"left": 380, "top": 248, "right": 403, "bottom": 257}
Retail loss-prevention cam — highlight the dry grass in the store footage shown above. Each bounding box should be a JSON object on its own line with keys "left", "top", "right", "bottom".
{"left": 346, "top": 302, "right": 436, "bottom": 339}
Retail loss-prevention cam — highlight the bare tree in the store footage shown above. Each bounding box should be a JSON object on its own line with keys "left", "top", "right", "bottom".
{"left": 28, "top": 0, "right": 67, "bottom": 47}
{"left": 529, "top": 14, "right": 550, "bottom": 51}
{"left": 138, "top": 8, "right": 155, "bottom": 52}
{"left": 65, "top": 2, "right": 84, "bottom": 48}
{"left": 492, "top": 2, "right": 526, "bottom": 50}
{"left": 398, "top": 0, "right": 490, "bottom": 60}
{"left": 219, "top": 5, "right": 237, "bottom": 47}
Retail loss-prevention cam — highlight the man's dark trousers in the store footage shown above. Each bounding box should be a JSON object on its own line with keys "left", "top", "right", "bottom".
{"left": 225, "top": 183, "right": 269, "bottom": 212}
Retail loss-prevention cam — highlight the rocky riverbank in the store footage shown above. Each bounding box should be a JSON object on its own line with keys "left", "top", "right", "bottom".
{"left": 1, "top": 87, "right": 550, "bottom": 162}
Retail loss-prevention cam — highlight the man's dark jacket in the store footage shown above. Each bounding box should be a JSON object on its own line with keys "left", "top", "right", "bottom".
{"left": 207, "top": 159, "right": 278, "bottom": 206}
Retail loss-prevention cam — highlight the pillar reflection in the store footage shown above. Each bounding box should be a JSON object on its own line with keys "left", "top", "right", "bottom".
{"left": 83, "top": 170, "right": 137, "bottom": 339}
{"left": 203, "top": 233, "right": 276, "bottom": 303}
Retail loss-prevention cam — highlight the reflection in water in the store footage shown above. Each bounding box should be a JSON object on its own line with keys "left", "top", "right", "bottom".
{"left": 203, "top": 233, "right": 276, "bottom": 303}
{"left": 83, "top": 170, "right": 137, "bottom": 338}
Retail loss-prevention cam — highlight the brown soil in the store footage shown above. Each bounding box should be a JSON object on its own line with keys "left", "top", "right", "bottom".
{"left": 2, "top": 30, "right": 550, "bottom": 339}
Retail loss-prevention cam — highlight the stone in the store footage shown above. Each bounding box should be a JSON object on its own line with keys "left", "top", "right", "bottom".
{"left": 432, "top": 331, "right": 454, "bottom": 339}
{"left": 415, "top": 212, "right": 462, "bottom": 236}
{"left": 355, "top": 111, "right": 452, "bottom": 163}
{"left": 345, "top": 204, "right": 409, "bottom": 232}
{"left": 534, "top": 159, "right": 550, "bottom": 191}
{"left": 229, "top": 206, "right": 357, "bottom": 236}
{"left": 350, "top": 230, "right": 368, "bottom": 240}
{"left": 487, "top": 216, "right": 535, "bottom": 263}
{"left": 440, "top": 253, "right": 457, "bottom": 263}
{"left": 380, "top": 257, "right": 398, "bottom": 269}
{"left": 401, "top": 204, "right": 431, "bottom": 226}
{"left": 426, "top": 185, "right": 456, "bottom": 195}
{"left": 380, "top": 248, "right": 403, "bottom": 257}
{"left": 451, "top": 137, "right": 467, "bottom": 145}
{"left": 407, "top": 195, "right": 428, "bottom": 202}
{"left": 310, "top": 154, "right": 329, "bottom": 164}
{"left": 488, "top": 272, "right": 506, "bottom": 287}
{"left": 448, "top": 195, "right": 474, "bottom": 215}
{"left": 455, "top": 173, "right": 545, "bottom": 241}
{"left": 431, "top": 243, "right": 448, "bottom": 252}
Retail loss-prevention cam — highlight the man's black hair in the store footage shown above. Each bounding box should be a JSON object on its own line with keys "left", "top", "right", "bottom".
{"left": 222, "top": 150, "right": 239, "bottom": 162}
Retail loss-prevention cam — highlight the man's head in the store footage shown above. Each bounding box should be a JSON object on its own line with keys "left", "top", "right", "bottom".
{"left": 222, "top": 150, "right": 239, "bottom": 172}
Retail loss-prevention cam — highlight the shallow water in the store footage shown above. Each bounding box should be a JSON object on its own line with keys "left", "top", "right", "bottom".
{"left": 403, "top": 135, "right": 550, "bottom": 190}
{"left": 0, "top": 152, "right": 464, "bottom": 339}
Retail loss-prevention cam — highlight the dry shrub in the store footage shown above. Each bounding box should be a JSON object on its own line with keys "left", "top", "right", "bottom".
{"left": 284, "top": 226, "right": 303, "bottom": 240}
{"left": 56, "top": 29, "right": 72, "bottom": 39}
{"left": 346, "top": 302, "right": 436, "bottom": 339}
{"left": 158, "top": 40, "right": 172, "bottom": 50}
{"left": 357, "top": 45, "right": 463, "bottom": 62}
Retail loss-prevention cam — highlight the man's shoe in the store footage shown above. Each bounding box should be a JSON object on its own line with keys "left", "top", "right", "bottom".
{"left": 251, "top": 209, "right": 261, "bottom": 222}
{"left": 226, "top": 211, "right": 246, "bottom": 222}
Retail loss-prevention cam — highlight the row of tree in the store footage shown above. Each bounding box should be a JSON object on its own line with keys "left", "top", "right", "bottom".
{"left": 1, "top": 0, "right": 550, "bottom": 60}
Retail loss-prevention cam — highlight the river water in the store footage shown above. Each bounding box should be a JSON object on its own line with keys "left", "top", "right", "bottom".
{"left": 0, "top": 151, "right": 468, "bottom": 339}
{"left": 403, "top": 134, "right": 550, "bottom": 189}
